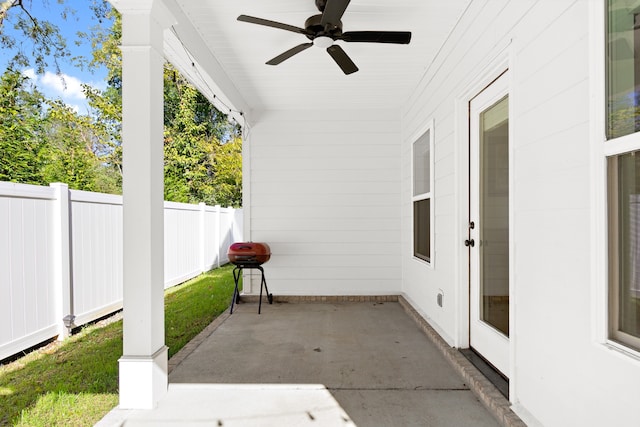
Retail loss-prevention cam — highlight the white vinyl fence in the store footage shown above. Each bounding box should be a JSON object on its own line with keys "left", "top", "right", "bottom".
{"left": 0, "top": 181, "right": 242, "bottom": 361}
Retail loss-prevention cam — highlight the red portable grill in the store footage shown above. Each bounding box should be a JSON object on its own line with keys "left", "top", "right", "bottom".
{"left": 228, "top": 242, "right": 272, "bottom": 314}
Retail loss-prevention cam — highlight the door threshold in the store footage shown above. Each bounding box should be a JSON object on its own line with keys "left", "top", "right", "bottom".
{"left": 459, "top": 348, "right": 508, "bottom": 398}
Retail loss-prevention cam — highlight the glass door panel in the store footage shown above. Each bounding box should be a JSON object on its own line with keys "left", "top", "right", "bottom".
{"left": 480, "top": 96, "right": 509, "bottom": 336}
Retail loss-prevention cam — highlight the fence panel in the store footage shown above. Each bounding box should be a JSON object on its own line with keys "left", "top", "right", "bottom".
{"left": 0, "top": 181, "right": 242, "bottom": 361}
{"left": 164, "top": 202, "right": 201, "bottom": 289}
{"left": 219, "top": 208, "right": 234, "bottom": 265}
{"left": 0, "top": 182, "right": 58, "bottom": 360}
{"left": 202, "top": 205, "right": 220, "bottom": 271}
{"left": 70, "top": 190, "right": 124, "bottom": 326}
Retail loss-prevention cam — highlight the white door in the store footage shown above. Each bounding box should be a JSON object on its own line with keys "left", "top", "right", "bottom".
{"left": 468, "top": 73, "right": 510, "bottom": 377}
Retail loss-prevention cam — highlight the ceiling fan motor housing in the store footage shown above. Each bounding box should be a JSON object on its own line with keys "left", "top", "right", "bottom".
{"left": 305, "top": 14, "right": 342, "bottom": 40}
{"left": 237, "top": 0, "right": 411, "bottom": 75}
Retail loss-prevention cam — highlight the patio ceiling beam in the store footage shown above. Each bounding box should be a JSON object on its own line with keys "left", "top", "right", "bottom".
{"left": 162, "top": 0, "right": 251, "bottom": 127}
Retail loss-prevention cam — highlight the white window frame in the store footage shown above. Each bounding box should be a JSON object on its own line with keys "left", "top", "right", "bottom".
{"left": 411, "top": 120, "right": 435, "bottom": 266}
{"left": 593, "top": 0, "right": 640, "bottom": 357}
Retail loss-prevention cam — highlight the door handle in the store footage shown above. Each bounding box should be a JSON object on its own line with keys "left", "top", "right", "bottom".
{"left": 464, "top": 239, "right": 475, "bottom": 247}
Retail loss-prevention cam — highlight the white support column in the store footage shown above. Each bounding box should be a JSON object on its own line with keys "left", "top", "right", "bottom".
{"left": 118, "top": 0, "right": 174, "bottom": 410}
{"left": 50, "top": 182, "right": 73, "bottom": 340}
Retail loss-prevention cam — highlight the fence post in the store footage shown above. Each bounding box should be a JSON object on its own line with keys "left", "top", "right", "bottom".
{"left": 215, "top": 205, "right": 221, "bottom": 269}
{"left": 50, "top": 183, "right": 73, "bottom": 340}
{"left": 199, "top": 202, "right": 206, "bottom": 273}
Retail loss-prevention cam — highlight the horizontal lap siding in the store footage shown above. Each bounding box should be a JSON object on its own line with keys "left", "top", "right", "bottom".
{"left": 248, "top": 110, "right": 402, "bottom": 295}
{"left": 509, "top": 3, "right": 612, "bottom": 426}
{"left": 401, "top": 0, "right": 640, "bottom": 425}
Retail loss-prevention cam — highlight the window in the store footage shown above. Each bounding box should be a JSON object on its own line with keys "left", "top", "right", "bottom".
{"left": 413, "top": 126, "right": 434, "bottom": 263}
{"left": 607, "top": 0, "right": 640, "bottom": 350}
{"left": 608, "top": 153, "right": 640, "bottom": 349}
{"left": 607, "top": 0, "right": 640, "bottom": 139}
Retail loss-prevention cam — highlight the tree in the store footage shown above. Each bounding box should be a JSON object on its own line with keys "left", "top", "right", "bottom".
{"left": 0, "top": 69, "right": 47, "bottom": 183}
{"left": 1, "top": 0, "right": 243, "bottom": 204}
{"left": 0, "top": 0, "right": 71, "bottom": 75}
{"left": 163, "top": 65, "right": 242, "bottom": 206}
{"left": 80, "top": 4, "right": 122, "bottom": 185}
{"left": 211, "top": 136, "right": 242, "bottom": 207}
{"left": 0, "top": 0, "right": 120, "bottom": 191}
{"left": 41, "top": 98, "right": 120, "bottom": 193}
{"left": 0, "top": 68, "right": 119, "bottom": 192}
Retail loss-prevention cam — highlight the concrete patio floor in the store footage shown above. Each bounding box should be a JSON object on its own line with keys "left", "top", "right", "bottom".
{"left": 97, "top": 297, "right": 525, "bottom": 426}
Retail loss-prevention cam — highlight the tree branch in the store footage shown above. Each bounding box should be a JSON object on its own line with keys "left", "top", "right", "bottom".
{"left": 15, "top": 0, "right": 38, "bottom": 28}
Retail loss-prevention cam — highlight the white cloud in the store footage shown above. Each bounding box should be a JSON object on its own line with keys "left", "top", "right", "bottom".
{"left": 40, "top": 71, "right": 87, "bottom": 100}
{"left": 22, "top": 68, "right": 36, "bottom": 80}
{"left": 21, "top": 68, "right": 102, "bottom": 114}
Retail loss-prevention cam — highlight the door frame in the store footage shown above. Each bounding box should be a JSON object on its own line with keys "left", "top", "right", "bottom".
{"left": 454, "top": 50, "right": 515, "bottom": 400}
{"left": 469, "top": 73, "right": 510, "bottom": 376}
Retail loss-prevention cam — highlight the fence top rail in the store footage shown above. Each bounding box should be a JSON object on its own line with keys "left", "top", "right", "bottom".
{"left": 70, "top": 189, "right": 123, "bottom": 206}
{"left": 164, "top": 202, "right": 234, "bottom": 212}
{"left": 164, "top": 201, "right": 202, "bottom": 211}
{"left": 0, "top": 180, "right": 239, "bottom": 213}
{"left": 0, "top": 182, "right": 56, "bottom": 200}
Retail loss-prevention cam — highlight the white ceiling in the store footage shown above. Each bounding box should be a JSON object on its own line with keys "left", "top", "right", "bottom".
{"left": 127, "top": 0, "right": 471, "bottom": 119}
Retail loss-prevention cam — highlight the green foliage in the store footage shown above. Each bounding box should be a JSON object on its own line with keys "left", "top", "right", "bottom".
{"left": 0, "top": 265, "right": 237, "bottom": 426}
{"left": 211, "top": 136, "right": 243, "bottom": 207}
{"left": 164, "top": 265, "right": 239, "bottom": 358}
{"left": 0, "top": 69, "right": 47, "bottom": 183}
{"left": 0, "top": 68, "right": 121, "bottom": 193}
{"left": 0, "top": 320, "right": 122, "bottom": 426}
{"left": 163, "top": 65, "right": 242, "bottom": 207}
{"left": 0, "top": 0, "right": 71, "bottom": 75}
{"left": 80, "top": 9, "right": 243, "bottom": 205}
{"left": 41, "top": 99, "right": 120, "bottom": 193}
{"left": 0, "top": 0, "right": 242, "bottom": 204}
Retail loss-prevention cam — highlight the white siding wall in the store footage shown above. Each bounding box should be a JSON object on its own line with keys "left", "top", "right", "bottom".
{"left": 400, "top": 1, "right": 640, "bottom": 425}
{"left": 246, "top": 110, "right": 402, "bottom": 295}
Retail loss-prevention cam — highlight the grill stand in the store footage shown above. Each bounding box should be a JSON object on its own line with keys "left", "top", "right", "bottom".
{"left": 230, "top": 264, "right": 273, "bottom": 314}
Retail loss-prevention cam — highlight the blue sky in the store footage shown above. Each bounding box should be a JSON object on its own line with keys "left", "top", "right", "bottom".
{"left": 0, "top": 0, "right": 112, "bottom": 113}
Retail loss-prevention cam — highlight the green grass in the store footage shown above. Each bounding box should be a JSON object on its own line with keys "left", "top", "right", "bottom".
{"left": 0, "top": 264, "right": 238, "bottom": 426}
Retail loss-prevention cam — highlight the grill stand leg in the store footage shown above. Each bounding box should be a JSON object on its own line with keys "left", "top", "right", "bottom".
{"left": 257, "top": 266, "right": 273, "bottom": 314}
{"left": 230, "top": 265, "right": 273, "bottom": 315}
{"left": 230, "top": 266, "right": 242, "bottom": 314}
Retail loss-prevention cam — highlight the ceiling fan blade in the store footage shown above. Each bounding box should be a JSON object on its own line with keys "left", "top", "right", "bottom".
{"left": 340, "top": 31, "right": 412, "bottom": 44}
{"left": 266, "top": 43, "right": 313, "bottom": 65}
{"left": 238, "top": 15, "right": 310, "bottom": 35}
{"left": 326, "top": 45, "right": 358, "bottom": 75}
{"left": 321, "top": 0, "right": 351, "bottom": 26}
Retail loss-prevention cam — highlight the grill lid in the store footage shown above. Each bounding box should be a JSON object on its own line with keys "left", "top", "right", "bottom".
{"left": 228, "top": 242, "right": 271, "bottom": 265}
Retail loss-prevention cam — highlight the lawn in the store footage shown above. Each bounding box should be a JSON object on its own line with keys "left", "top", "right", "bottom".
{"left": 0, "top": 264, "right": 238, "bottom": 426}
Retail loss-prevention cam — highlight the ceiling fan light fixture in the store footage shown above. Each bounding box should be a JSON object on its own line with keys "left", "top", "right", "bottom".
{"left": 237, "top": 0, "right": 412, "bottom": 75}
{"left": 314, "top": 36, "right": 333, "bottom": 49}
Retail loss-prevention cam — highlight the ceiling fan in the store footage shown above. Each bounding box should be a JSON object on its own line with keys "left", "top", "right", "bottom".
{"left": 237, "top": 0, "right": 412, "bottom": 75}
